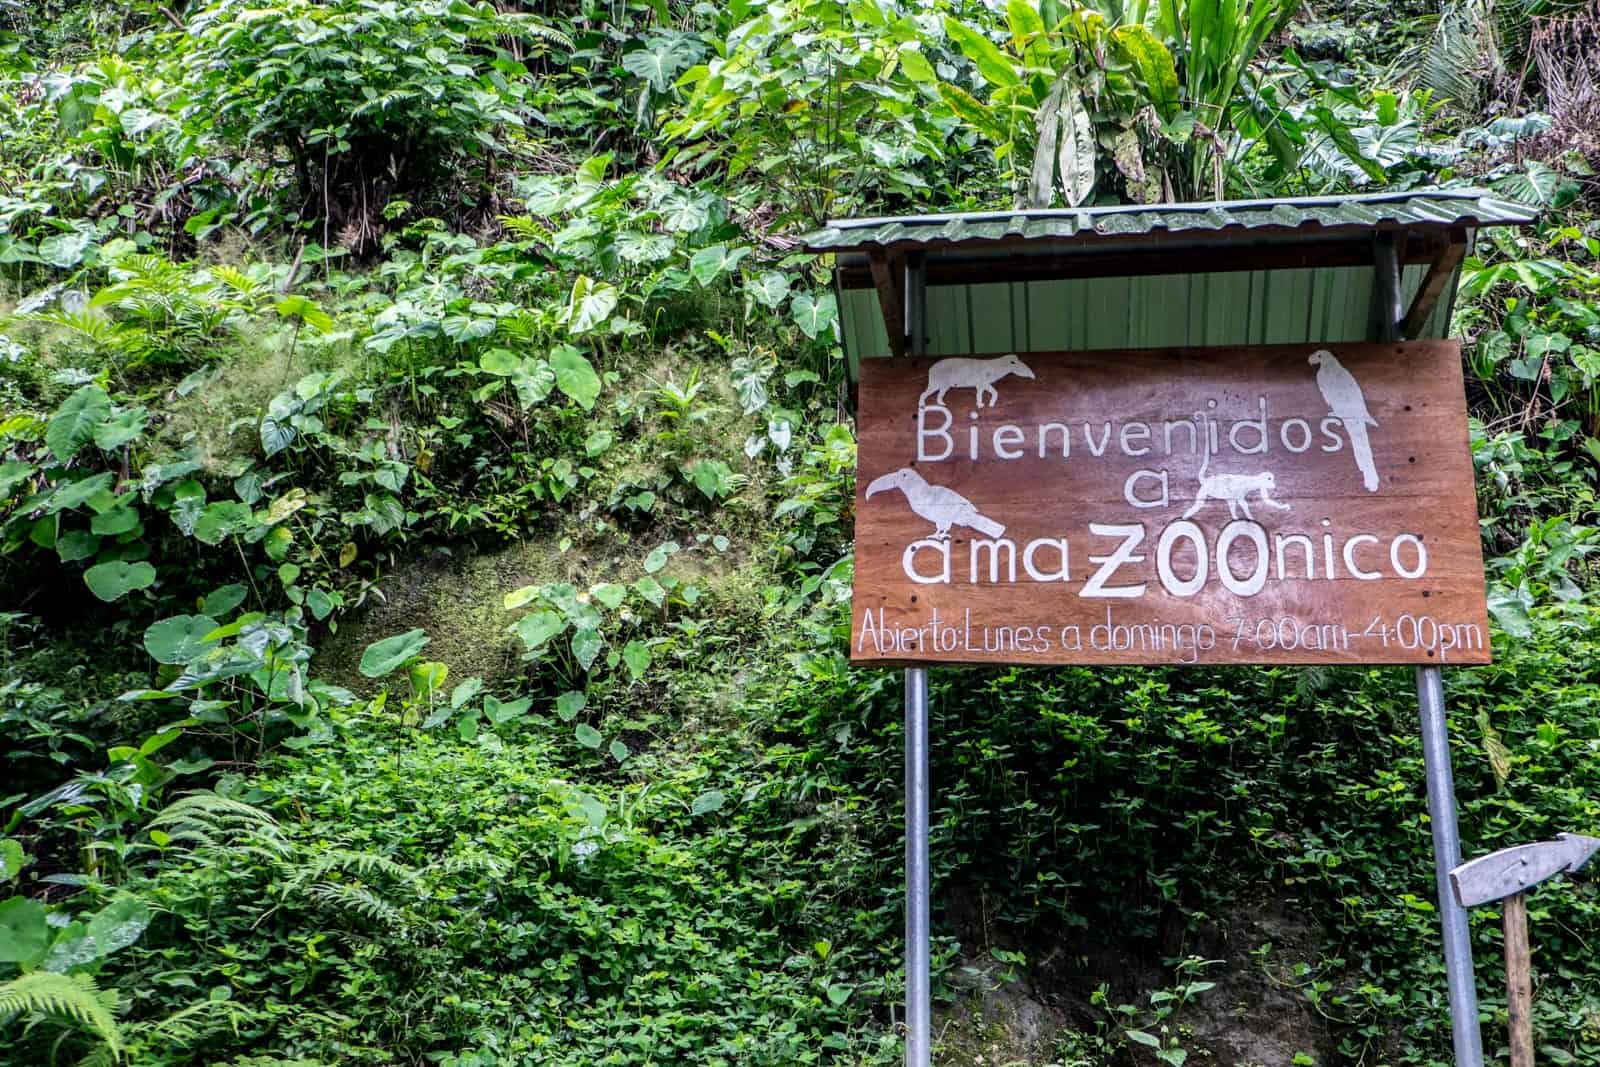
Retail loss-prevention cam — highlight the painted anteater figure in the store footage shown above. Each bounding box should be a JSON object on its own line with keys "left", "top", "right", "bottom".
{"left": 918, "top": 354, "right": 1035, "bottom": 410}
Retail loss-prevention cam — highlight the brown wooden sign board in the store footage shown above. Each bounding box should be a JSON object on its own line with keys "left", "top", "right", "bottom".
{"left": 851, "top": 342, "right": 1490, "bottom": 666}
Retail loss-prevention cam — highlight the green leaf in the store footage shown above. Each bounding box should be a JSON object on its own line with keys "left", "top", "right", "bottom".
{"left": 574, "top": 722, "right": 603, "bottom": 749}
{"left": 556, "top": 690, "right": 587, "bottom": 721}
{"left": 0, "top": 461, "right": 34, "bottom": 503}
{"left": 86, "top": 895, "right": 151, "bottom": 958}
{"left": 84, "top": 560, "right": 155, "bottom": 602}
{"left": 790, "top": 291, "right": 837, "bottom": 339}
{"left": 514, "top": 610, "right": 566, "bottom": 649}
{"left": 623, "top": 640, "right": 651, "bottom": 682}
{"left": 944, "top": 17, "right": 1021, "bottom": 88}
{"left": 1112, "top": 25, "right": 1180, "bottom": 121}
{"left": 201, "top": 583, "right": 247, "bottom": 618}
{"left": 0, "top": 840, "right": 26, "bottom": 882}
{"left": 591, "top": 583, "right": 626, "bottom": 610}
{"left": 55, "top": 529, "right": 99, "bottom": 563}
{"left": 275, "top": 295, "right": 333, "bottom": 332}
{"left": 0, "top": 896, "right": 48, "bottom": 963}
{"left": 825, "top": 983, "right": 853, "bottom": 1006}
{"left": 93, "top": 407, "right": 147, "bottom": 451}
{"left": 47, "top": 384, "right": 111, "bottom": 463}
{"left": 608, "top": 739, "right": 629, "bottom": 762}
{"left": 451, "top": 677, "right": 483, "bottom": 709}
{"left": 571, "top": 627, "right": 603, "bottom": 671}
{"left": 143, "top": 615, "right": 220, "bottom": 665}
{"left": 689, "top": 243, "right": 750, "bottom": 287}
{"left": 634, "top": 576, "right": 666, "bottom": 607}
{"left": 1126, "top": 1029, "right": 1161, "bottom": 1048}
{"left": 643, "top": 541, "right": 679, "bottom": 574}
{"left": 358, "top": 628, "right": 430, "bottom": 678}
{"left": 1309, "top": 105, "right": 1386, "bottom": 182}
{"left": 747, "top": 271, "right": 790, "bottom": 310}
{"left": 90, "top": 506, "right": 139, "bottom": 536}
{"left": 44, "top": 472, "right": 114, "bottom": 515}
{"left": 38, "top": 229, "right": 92, "bottom": 268}
{"left": 484, "top": 695, "right": 533, "bottom": 725}
{"left": 584, "top": 429, "right": 614, "bottom": 457}
{"left": 936, "top": 82, "right": 1006, "bottom": 141}
{"left": 193, "top": 502, "right": 255, "bottom": 545}
{"left": 567, "top": 276, "right": 619, "bottom": 335}
{"left": 550, "top": 345, "right": 601, "bottom": 410}
{"left": 690, "top": 789, "right": 725, "bottom": 816}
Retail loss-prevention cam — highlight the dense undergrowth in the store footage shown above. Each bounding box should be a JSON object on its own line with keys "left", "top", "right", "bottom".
{"left": 2, "top": 0, "right": 1599, "bottom": 1064}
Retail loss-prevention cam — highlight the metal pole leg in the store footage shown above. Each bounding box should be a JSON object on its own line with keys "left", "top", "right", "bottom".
{"left": 905, "top": 667, "right": 930, "bottom": 1067}
{"left": 1416, "top": 664, "right": 1484, "bottom": 1067}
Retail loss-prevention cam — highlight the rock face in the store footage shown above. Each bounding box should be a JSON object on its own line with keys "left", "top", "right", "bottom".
{"left": 937, "top": 892, "right": 1333, "bottom": 1066}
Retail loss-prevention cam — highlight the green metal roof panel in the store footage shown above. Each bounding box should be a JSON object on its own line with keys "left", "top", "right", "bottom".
{"left": 803, "top": 189, "right": 1535, "bottom": 253}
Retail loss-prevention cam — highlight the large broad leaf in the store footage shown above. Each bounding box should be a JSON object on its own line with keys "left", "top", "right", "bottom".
{"left": 37, "top": 229, "right": 92, "bottom": 269}
{"left": 84, "top": 560, "right": 156, "bottom": 602}
{"left": 623, "top": 640, "right": 651, "bottom": 682}
{"left": 193, "top": 501, "right": 255, "bottom": 545}
{"left": 689, "top": 243, "right": 750, "bottom": 287}
{"left": 1058, "top": 84, "right": 1095, "bottom": 208}
{"left": 483, "top": 695, "right": 533, "bottom": 725}
{"left": 1029, "top": 79, "right": 1066, "bottom": 208}
{"left": 746, "top": 271, "right": 790, "bottom": 311}
{"left": 571, "top": 627, "right": 603, "bottom": 671}
{"left": 514, "top": 610, "right": 567, "bottom": 649}
{"left": 1112, "top": 25, "right": 1180, "bottom": 121}
{"left": 567, "top": 276, "right": 619, "bottom": 335}
{"left": 359, "top": 628, "right": 431, "bottom": 678}
{"left": 550, "top": 345, "right": 601, "bottom": 410}
{"left": 944, "top": 18, "right": 1021, "bottom": 89}
{"left": 46, "top": 384, "right": 111, "bottom": 462}
{"left": 0, "top": 461, "right": 34, "bottom": 503}
{"left": 143, "top": 614, "right": 220, "bottom": 665}
{"left": 86, "top": 895, "right": 151, "bottom": 958}
{"left": 621, "top": 36, "right": 698, "bottom": 92}
{"left": 791, "top": 291, "right": 837, "bottom": 340}
{"left": 1309, "top": 106, "right": 1387, "bottom": 183}
{"left": 93, "top": 406, "right": 147, "bottom": 451}
{"left": 0, "top": 896, "right": 48, "bottom": 963}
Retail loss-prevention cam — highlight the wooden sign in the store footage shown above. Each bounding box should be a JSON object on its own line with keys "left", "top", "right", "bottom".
{"left": 851, "top": 342, "right": 1490, "bottom": 666}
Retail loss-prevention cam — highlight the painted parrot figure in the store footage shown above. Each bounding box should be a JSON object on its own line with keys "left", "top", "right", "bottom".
{"left": 864, "top": 468, "right": 1005, "bottom": 540}
{"left": 1309, "top": 349, "right": 1380, "bottom": 492}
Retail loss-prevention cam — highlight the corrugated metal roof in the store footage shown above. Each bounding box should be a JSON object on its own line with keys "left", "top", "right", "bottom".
{"left": 803, "top": 189, "right": 1536, "bottom": 253}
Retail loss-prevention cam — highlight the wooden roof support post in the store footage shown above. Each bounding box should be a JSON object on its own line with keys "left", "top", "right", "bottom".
{"left": 869, "top": 251, "right": 907, "bottom": 358}
{"left": 1402, "top": 228, "right": 1469, "bottom": 340}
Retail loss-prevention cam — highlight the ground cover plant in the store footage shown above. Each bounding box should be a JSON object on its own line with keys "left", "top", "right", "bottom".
{"left": 2, "top": 0, "right": 1599, "bottom": 1064}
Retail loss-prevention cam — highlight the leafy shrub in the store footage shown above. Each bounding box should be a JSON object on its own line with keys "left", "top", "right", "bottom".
{"left": 177, "top": 0, "right": 570, "bottom": 237}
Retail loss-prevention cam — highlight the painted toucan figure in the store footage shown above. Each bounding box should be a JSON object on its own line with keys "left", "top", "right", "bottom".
{"left": 864, "top": 467, "right": 1005, "bottom": 541}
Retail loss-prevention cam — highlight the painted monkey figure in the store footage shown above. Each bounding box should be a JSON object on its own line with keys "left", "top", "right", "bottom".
{"left": 1182, "top": 412, "right": 1292, "bottom": 520}
{"left": 1309, "top": 349, "right": 1380, "bottom": 492}
{"left": 919, "top": 354, "right": 1035, "bottom": 410}
{"left": 864, "top": 467, "right": 1005, "bottom": 540}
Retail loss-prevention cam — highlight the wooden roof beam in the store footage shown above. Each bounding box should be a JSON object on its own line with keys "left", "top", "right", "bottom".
{"left": 868, "top": 251, "right": 907, "bottom": 359}
{"left": 1402, "top": 228, "right": 1469, "bottom": 340}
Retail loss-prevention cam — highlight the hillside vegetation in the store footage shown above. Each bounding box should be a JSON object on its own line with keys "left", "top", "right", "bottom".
{"left": 2, "top": 1, "right": 1599, "bottom": 1064}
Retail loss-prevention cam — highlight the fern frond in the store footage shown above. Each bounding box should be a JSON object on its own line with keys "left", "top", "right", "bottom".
{"left": 436, "top": 852, "right": 508, "bottom": 879}
{"left": 492, "top": 13, "right": 574, "bottom": 50}
{"left": 288, "top": 849, "right": 417, "bottom": 889}
{"left": 146, "top": 792, "right": 287, "bottom": 857}
{"left": 304, "top": 882, "right": 405, "bottom": 927}
{"left": 0, "top": 971, "right": 123, "bottom": 1060}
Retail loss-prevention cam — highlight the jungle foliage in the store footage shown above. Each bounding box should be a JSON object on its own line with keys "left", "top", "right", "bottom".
{"left": 1, "top": 0, "right": 1598, "bottom": 1064}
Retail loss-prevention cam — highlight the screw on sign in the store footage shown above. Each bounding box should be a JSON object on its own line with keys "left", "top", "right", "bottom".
{"left": 1449, "top": 833, "right": 1600, "bottom": 1067}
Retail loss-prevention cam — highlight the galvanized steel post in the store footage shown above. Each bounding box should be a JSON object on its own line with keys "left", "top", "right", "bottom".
{"left": 903, "top": 252, "right": 932, "bottom": 1067}
{"left": 1377, "top": 234, "right": 1484, "bottom": 1067}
